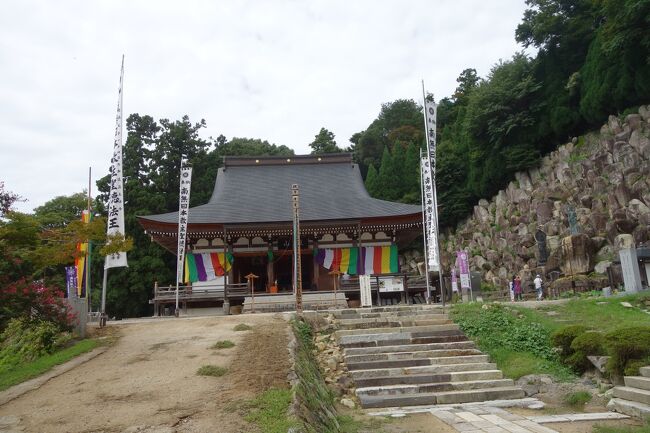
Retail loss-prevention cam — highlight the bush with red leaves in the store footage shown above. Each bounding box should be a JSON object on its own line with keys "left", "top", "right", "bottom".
{"left": 0, "top": 279, "right": 75, "bottom": 332}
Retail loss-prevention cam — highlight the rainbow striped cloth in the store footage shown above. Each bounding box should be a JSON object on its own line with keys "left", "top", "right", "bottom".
{"left": 184, "top": 252, "right": 234, "bottom": 283}
{"left": 314, "top": 245, "right": 398, "bottom": 275}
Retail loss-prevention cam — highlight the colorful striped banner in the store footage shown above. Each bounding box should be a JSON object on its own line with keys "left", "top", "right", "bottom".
{"left": 339, "top": 248, "right": 350, "bottom": 274}
{"left": 74, "top": 210, "right": 90, "bottom": 297}
{"left": 314, "top": 246, "right": 399, "bottom": 275}
{"left": 348, "top": 247, "right": 359, "bottom": 275}
{"left": 184, "top": 252, "right": 233, "bottom": 283}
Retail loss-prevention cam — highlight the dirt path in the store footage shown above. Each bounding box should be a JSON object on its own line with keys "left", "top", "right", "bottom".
{"left": 0, "top": 314, "right": 290, "bottom": 433}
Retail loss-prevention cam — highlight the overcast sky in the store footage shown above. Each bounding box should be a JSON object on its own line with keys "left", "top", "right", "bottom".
{"left": 1, "top": 0, "right": 530, "bottom": 213}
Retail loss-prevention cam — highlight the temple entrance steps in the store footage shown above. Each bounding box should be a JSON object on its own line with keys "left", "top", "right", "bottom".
{"left": 608, "top": 366, "right": 650, "bottom": 418}
{"left": 322, "top": 305, "right": 525, "bottom": 409}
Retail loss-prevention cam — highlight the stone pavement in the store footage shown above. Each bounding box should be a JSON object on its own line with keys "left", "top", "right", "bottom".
{"left": 431, "top": 406, "right": 556, "bottom": 433}
{"left": 430, "top": 406, "right": 629, "bottom": 433}
{"left": 370, "top": 401, "right": 630, "bottom": 433}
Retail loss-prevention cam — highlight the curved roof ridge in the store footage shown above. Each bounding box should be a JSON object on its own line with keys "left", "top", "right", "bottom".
{"left": 140, "top": 156, "right": 421, "bottom": 225}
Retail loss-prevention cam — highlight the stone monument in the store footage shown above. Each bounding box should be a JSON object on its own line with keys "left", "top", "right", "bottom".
{"left": 619, "top": 248, "right": 643, "bottom": 293}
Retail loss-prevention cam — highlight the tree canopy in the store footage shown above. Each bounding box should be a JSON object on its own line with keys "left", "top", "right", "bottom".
{"left": 353, "top": 0, "right": 650, "bottom": 227}
{"left": 309, "top": 127, "right": 342, "bottom": 154}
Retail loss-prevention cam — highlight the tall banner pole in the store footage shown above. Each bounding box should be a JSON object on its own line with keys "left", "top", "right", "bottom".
{"left": 291, "top": 183, "right": 302, "bottom": 314}
{"left": 291, "top": 184, "right": 303, "bottom": 313}
{"left": 87, "top": 166, "right": 92, "bottom": 313}
{"left": 101, "top": 55, "right": 128, "bottom": 326}
{"left": 421, "top": 80, "right": 444, "bottom": 306}
{"left": 175, "top": 165, "right": 193, "bottom": 316}
{"left": 419, "top": 150, "right": 432, "bottom": 303}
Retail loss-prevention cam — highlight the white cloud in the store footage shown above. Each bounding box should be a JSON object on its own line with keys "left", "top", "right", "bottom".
{"left": 0, "top": 0, "right": 528, "bottom": 212}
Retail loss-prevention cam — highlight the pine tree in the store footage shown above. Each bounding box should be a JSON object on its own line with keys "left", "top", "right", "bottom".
{"left": 365, "top": 164, "right": 379, "bottom": 197}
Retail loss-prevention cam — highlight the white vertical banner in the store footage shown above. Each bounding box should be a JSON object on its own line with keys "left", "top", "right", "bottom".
{"left": 105, "top": 55, "right": 128, "bottom": 269}
{"left": 420, "top": 157, "right": 439, "bottom": 271}
{"left": 424, "top": 99, "right": 438, "bottom": 183}
{"left": 359, "top": 275, "right": 372, "bottom": 307}
{"left": 176, "top": 166, "right": 193, "bottom": 284}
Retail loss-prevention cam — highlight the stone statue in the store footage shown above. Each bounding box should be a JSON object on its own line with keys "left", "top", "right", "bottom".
{"left": 566, "top": 204, "right": 580, "bottom": 235}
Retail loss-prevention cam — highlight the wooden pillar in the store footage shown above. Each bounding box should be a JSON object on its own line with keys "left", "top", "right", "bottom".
{"left": 227, "top": 242, "right": 234, "bottom": 284}
{"left": 312, "top": 239, "right": 319, "bottom": 291}
{"left": 153, "top": 281, "right": 159, "bottom": 317}
{"left": 267, "top": 238, "right": 274, "bottom": 292}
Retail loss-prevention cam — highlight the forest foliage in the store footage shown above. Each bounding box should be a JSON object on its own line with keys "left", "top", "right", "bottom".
{"left": 355, "top": 0, "right": 649, "bottom": 227}
{"left": 1, "top": 0, "right": 649, "bottom": 318}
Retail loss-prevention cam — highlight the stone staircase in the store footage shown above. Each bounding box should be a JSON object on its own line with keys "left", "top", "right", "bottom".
{"left": 608, "top": 366, "right": 650, "bottom": 418}
{"left": 330, "top": 304, "right": 525, "bottom": 408}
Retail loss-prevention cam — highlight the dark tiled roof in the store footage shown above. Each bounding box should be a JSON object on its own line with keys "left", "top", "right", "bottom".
{"left": 139, "top": 154, "right": 421, "bottom": 224}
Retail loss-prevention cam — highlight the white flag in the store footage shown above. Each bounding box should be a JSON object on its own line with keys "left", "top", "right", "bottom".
{"left": 176, "top": 166, "right": 193, "bottom": 284}
{"left": 421, "top": 157, "right": 439, "bottom": 271}
{"left": 105, "top": 56, "right": 128, "bottom": 269}
{"left": 424, "top": 99, "right": 438, "bottom": 183}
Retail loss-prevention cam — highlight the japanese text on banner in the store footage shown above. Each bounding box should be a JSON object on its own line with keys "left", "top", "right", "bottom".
{"left": 176, "top": 166, "right": 193, "bottom": 283}
{"left": 105, "top": 58, "right": 128, "bottom": 269}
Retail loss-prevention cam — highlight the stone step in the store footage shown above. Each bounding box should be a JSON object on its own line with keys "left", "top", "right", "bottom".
{"left": 352, "top": 369, "right": 504, "bottom": 388}
{"left": 345, "top": 348, "right": 483, "bottom": 363}
{"left": 613, "top": 386, "right": 650, "bottom": 405}
{"left": 336, "top": 323, "right": 460, "bottom": 337}
{"left": 333, "top": 310, "right": 448, "bottom": 320}
{"left": 350, "top": 361, "right": 498, "bottom": 380}
{"left": 347, "top": 354, "right": 490, "bottom": 371}
{"left": 344, "top": 340, "right": 477, "bottom": 356}
{"left": 640, "top": 366, "right": 650, "bottom": 378}
{"left": 356, "top": 378, "right": 516, "bottom": 397}
{"left": 338, "top": 329, "right": 467, "bottom": 348}
{"left": 358, "top": 386, "right": 525, "bottom": 408}
{"left": 337, "top": 317, "right": 451, "bottom": 329}
{"left": 330, "top": 305, "right": 444, "bottom": 318}
{"left": 625, "top": 376, "right": 650, "bottom": 391}
{"left": 607, "top": 397, "right": 650, "bottom": 419}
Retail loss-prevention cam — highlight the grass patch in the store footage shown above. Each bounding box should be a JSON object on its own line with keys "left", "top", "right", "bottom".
{"left": 563, "top": 390, "right": 592, "bottom": 408}
{"left": 244, "top": 387, "right": 300, "bottom": 433}
{"left": 451, "top": 294, "right": 650, "bottom": 381}
{"left": 489, "top": 349, "right": 574, "bottom": 380}
{"left": 451, "top": 303, "right": 574, "bottom": 381}
{"left": 196, "top": 365, "right": 227, "bottom": 377}
{"left": 556, "top": 295, "right": 650, "bottom": 330}
{"left": 210, "top": 340, "right": 235, "bottom": 349}
{"left": 594, "top": 423, "right": 650, "bottom": 433}
{"left": 0, "top": 338, "right": 100, "bottom": 391}
{"left": 234, "top": 323, "right": 252, "bottom": 331}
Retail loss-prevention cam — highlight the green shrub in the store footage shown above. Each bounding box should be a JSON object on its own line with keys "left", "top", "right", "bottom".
{"left": 604, "top": 327, "right": 650, "bottom": 376}
{"left": 564, "top": 390, "right": 592, "bottom": 408}
{"left": 211, "top": 340, "right": 235, "bottom": 349}
{"left": 567, "top": 331, "right": 605, "bottom": 373}
{"left": 234, "top": 324, "right": 252, "bottom": 331}
{"left": 196, "top": 365, "right": 227, "bottom": 377}
{"left": 551, "top": 325, "right": 589, "bottom": 358}
{"left": 0, "top": 318, "right": 69, "bottom": 371}
{"left": 624, "top": 358, "right": 650, "bottom": 377}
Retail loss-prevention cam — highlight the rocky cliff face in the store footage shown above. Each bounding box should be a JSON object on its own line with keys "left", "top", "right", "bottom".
{"left": 440, "top": 106, "right": 650, "bottom": 290}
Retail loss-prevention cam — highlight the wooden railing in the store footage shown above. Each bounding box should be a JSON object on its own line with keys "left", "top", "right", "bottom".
{"left": 152, "top": 282, "right": 250, "bottom": 303}
{"left": 152, "top": 274, "right": 429, "bottom": 305}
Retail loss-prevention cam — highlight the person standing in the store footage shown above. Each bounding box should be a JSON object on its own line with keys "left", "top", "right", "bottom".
{"left": 514, "top": 275, "right": 522, "bottom": 301}
{"left": 534, "top": 274, "right": 544, "bottom": 301}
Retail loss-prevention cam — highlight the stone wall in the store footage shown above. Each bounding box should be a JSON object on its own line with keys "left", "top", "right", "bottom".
{"left": 440, "top": 106, "right": 650, "bottom": 290}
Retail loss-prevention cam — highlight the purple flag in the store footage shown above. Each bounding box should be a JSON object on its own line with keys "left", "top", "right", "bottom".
{"left": 65, "top": 266, "right": 78, "bottom": 298}
{"left": 456, "top": 251, "right": 470, "bottom": 289}
{"left": 194, "top": 253, "right": 207, "bottom": 282}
